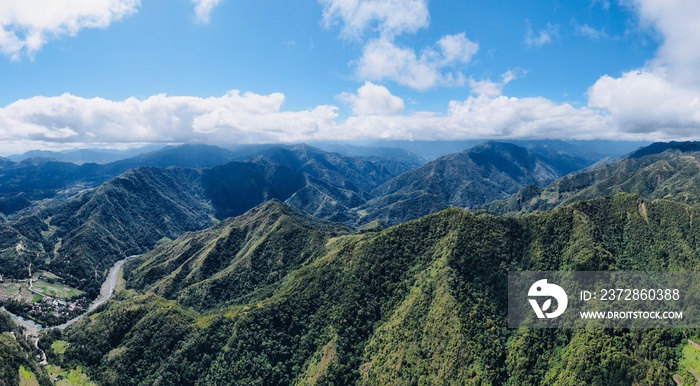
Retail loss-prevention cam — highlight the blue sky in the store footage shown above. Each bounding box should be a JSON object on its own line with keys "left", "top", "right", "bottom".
{"left": 0, "top": 0, "right": 697, "bottom": 153}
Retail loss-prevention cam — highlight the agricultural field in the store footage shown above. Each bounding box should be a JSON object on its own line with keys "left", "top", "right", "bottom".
{"left": 0, "top": 271, "right": 83, "bottom": 303}
{"left": 45, "top": 365, "right": 95, "bottom": 386}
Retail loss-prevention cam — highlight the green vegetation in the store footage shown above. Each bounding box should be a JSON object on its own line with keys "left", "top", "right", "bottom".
{"left": 357, "top": 141, "right": 593, "bottom": 226}
{"left": 0, "top": 145, "right": 413, "bottom": 297}
{"left": 0, "top": 312, "right": 51, "bottom": 386}
{"left": 51, "top": 340, "right": 69, "bottom": 355}
{"left": 486, "top": 148, "right": 700, "bottom": 215}
{"left": 45, "top": 365, "right": 95, "bottom": 386}
{"left": 19, "top": 366, "right": 32, "bottom": 381}
{"left": 10, "top": 142, "right": 700, "bottom": 385}
{"left": 678, "top": 341, "right": 700, "bottom": 385}
{"left": 44, "top": 194, "right": 700, "bottom": 385}
{"left": 18, "top": 366, "right": 39, "bottom": 386}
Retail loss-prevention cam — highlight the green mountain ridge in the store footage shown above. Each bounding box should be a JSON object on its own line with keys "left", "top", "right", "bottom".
{"left": 0, "top": 143, "right": 417, "bottom": 218}
{"left": 486, "top": 146, "right": 700, "bottom": 214}
{"left": 50, "top": 193, "right": 700, "bottom": 385}
{"left": 126, "top": 199, "right": 349, "bottom": 311}
{"left": 356, "top": 141, "right": 594, "bottom": 226}
{"left": 0, "top": 145, "right": 412, "bottom": 295}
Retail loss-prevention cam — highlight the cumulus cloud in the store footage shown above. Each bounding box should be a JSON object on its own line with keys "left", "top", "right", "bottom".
{"left": 0, "top": 91, "right": 339, "bottom": 149}
{"left": 588, "top": 70, "right": 700, "bottom": 137}
{"left": 355, "top": 33, "right": 478, "bottom": 89}
{"left": 192, "top": 0, "right": 223, "bottom": 24}
{"left": 436, "top": 33, "right": 479, "bottom": 66}
{"left": 469, "top": 70, "right": 521, "bottom": 97}
{"left": 341, "top": 94, "right": 612, "bottom": 141}
{"left": 0, "top": 87, "right": 636, "bottom": 155}
{"left": 585, "top": 0, "right": 700, "bottom": 139}
{"left": 320, "top": 0, "right": 478, "bottom": 90}
{"left": 337, "top": 81, "right": 404, "bottom": 115}
{"left": 631, "top": 0, "right": 700, "bottom": 87}
{"left": 0, "top": 0, "right": 140, "bottom": 59}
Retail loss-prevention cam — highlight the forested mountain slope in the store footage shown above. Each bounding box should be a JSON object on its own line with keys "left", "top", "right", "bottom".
{"left": 0, "top": 145, "right": 412, "bottom": 295}
{"left": 486, "top": 143, "right": 700, "bottom": 214}
{"left": 49, "top": 194, "right": 698, "bottom": 385}
{"left": 355, "top": 141, "right": 593, "bottom": 226}
{"left": 0, "top": 313, "right": 52, "bottom": 386}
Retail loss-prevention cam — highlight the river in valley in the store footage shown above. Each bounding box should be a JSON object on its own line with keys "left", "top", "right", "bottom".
{"left": 1, "top": 257, "right": 129, "bottom": 336}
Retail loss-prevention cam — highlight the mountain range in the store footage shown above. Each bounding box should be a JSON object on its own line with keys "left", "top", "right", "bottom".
{"left": 0, "top": 144, "right": 416, "bottom": 294}
{"left": 486, "top": 140, "right": 700, "bottom": 214}
{"left": 4, "top": 139, "right": 700, "bottom": 385}
{"left": 356, "top": 141, "right": 594, "bottom": 226}
{"left": 47, "top": 192, "right": 696, "bottom": 385}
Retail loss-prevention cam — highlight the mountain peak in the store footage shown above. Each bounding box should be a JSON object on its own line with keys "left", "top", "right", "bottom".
{"left": 627, "top": 141, "right": 700, "bottom": 159}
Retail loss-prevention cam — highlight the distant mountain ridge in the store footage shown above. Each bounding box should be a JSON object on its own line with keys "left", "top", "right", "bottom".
{"left": 7, "top": 145, "right": 164, "bottom": 164}
{"left": 486, "top": 141, "right": 700, "bottom": 214}
{"left": 627, "top": 141, "right": 700, "bottom": 158}
{"left": 0, "top": 144, "right": 414, "bottom": 293}
{"left": 355, "top": 141, "right": 595, "bottom": 226}
{"left": 0, "top": 143, "right": 417, "bottom": 217}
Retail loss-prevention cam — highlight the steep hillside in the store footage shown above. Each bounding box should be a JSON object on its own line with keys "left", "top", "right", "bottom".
{"left": 357, "top": 141, "right": 593, "bottom": 226}
{"left": 0, "top": 312, "right": 52, "bottom": 386}
{"left": 52, "top": 194, "right": 696, "bottom": 385}
{"left": 254, "top": 145, "right": 413, "bottom": 224}
{"left": 0, "top": 145, "right": 413, "bottom": 295}
{"left": 126, "top": 200, "right": 348, "bottom": 311}
{"left": 487, "top": 143, "right": 700, "bottom": 214}
{"left": 21, "top": 167, "right": 214, "bottom": 295}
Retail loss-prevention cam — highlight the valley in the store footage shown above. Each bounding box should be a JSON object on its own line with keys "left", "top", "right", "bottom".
{"left": 3, "top": 140, "right": 700, "bottom": 385}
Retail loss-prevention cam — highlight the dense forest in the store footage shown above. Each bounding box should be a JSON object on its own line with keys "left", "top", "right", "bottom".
{"left": 36, "top": 193, "right": 700, "bottom": 385}
{"left": 5, "top": 141, "right": 700, "bottom": 385}
{"left": 0, "top": 313, "right": 51, "bottom": 386}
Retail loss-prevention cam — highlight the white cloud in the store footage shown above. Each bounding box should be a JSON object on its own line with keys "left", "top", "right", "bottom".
{"left": 356, "top": 33, "right": 478, "bottom": 89}
{"left": 337, "top": 81, "right": 404, "bottom": 115}
{"left": 320, "top": 0, "right": 478, "bottom": 90}
{"left": 631, "top": 0, "right": 700, "bottom": 88}
{"left": 469, "top": 70, "right": 522, "bottom": 97}
{"left": 319, "top": 0, "right": 429, "bottom": 39}
{"left": 192, "top": 0, "right": 223, "bottom": 24}
{"left": 524, "top": 22, "right": 558, "bottom": 48}
{"left": 584, "top": 0, "right": 700, "bottom": 139}
{"left": 0, "top": 91, "right": 339, "bottom": 149}
{"left": 588, "top": 69, "right": 700, "bottom": 136}
{"left": 0, "top": 88, "right": 635, "bottom": 154}
{"left": 0, "top": 0, "right": 140, "bottom": 59}
{"left": 340, "top": 95, "right": 612, "bottom": 141}
{"left": 436, "top": 33, "right": 479, "bottom": 66}
{"left": 356, "top": 38, "right": 439, "bottom": 90}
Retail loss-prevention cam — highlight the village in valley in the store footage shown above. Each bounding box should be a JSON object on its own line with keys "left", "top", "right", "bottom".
{"left": 0, "top": 265, "right": 88, "bottom": 327}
